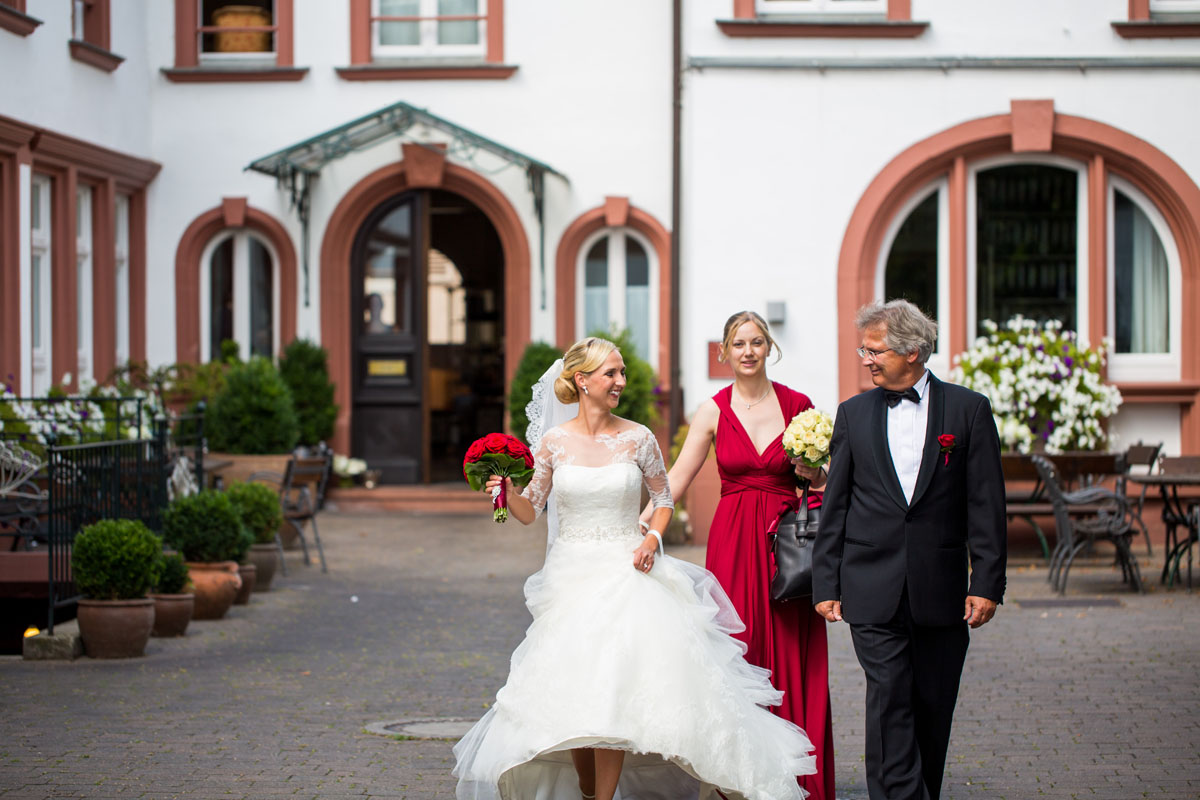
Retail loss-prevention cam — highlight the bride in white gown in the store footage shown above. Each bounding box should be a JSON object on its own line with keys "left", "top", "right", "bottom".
{"left": 453, "top": 337, "right": 816, "bottom": 800}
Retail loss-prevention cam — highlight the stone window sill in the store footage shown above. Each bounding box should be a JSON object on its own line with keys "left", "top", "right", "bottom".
{"left": 717, "top": 17, "right": 928, "bottom": 38}
{"left": 336, "top": 62, "right": 518, "bottom": 81}
{"left": 69, "top": 39, "right": 124, "bottom": 72}
{"left": 1112, "top": 20, "right": 1200, "bottom": 37}
{"left": 0, "top": 4, "right": 39, "bottom": 36}
{"left": 161, "top": 66, "right": 309, "bottom": 83}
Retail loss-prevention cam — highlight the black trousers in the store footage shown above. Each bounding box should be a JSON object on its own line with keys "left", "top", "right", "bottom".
{"left": 849, "top": 589, "right": 970, "bottom": 800}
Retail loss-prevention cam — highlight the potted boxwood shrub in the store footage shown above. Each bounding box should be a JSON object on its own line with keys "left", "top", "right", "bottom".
{"left": 278, "top": 339, "right": 338, "bottom": 448}
{"left": 72, "top": 519, "right": 162, "bottom": 658}
{"left": 162, "top": 491, "right": 249, "bottom": 620}
{"left": 149, "top": 553, "right": 194, "bottom": 637}
{"left": 205, "top": 357, "right": 300, "bottom": 483}
{"left": 227, "top": 481, "right": 284, "bottom": 592}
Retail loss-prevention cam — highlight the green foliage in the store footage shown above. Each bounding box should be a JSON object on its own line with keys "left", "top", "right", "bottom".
{"left": 219, "top": 339, "right": 242, "bottom": 364}
{"left": 586, "top": 327, "right": 661, "bottom": 430}
{"left": 278, "top": 339, "right": 339, "bottom": 446}
{"left": 169, "top": 360, "right": 228, "bottom": 407}
{"left": 162, "top": 490, "right": 252, "bottom": 563}
{"left": 507, "top": 341, "right": 563, "bottom": 444}
{"left": 226, "top": 481, "right": 283, "bottom": 545}
{"left": 154, "top": 553, "right": 191, "bottom": 595}
{"left": 206, "top": 358, "right": 299, "bottom": 454}
{"left": 72, "top": 519, "right": 163, "bottom": 601}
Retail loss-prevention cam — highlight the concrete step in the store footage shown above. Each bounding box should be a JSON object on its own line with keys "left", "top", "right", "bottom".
{"left": 325, "top": 483, "right": 491, "bottom": 514}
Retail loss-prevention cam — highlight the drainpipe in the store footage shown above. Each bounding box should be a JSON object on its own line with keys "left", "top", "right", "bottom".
{"left": 669, "top": 0, "right": 683, "bottom": 438}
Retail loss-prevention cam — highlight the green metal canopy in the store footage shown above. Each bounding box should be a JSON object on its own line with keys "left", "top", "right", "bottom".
{"left": 246, "top": 100, "right": 567, "bottom": 308}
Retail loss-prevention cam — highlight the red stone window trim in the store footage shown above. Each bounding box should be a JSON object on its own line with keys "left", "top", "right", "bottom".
{"left": 0, "top": 1, "right": 41, "bottom": 36}
{"left": 1114, "top": 0, "right": 1200, "bottom": 36}
{"left": 343, "top": 0, "right": 514, "bottom": 80}
{"left": 719, "top": 0, "right": 927, "bottom": 38}
{"left": 68, "top": 0, "right": 124, "bottom": 70}
{"left": 165, "top": 0, "right": 306, "bottom": 83}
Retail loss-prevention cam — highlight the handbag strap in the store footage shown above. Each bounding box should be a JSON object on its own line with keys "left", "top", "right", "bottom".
{"left": 797, "top": 478, "right": 810, "bottom": 525}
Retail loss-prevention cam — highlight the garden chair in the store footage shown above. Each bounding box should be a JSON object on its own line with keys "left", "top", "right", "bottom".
{"left": 249, "top": 451, "right": 332, "bottom": 574}
{"left": 1116, "top": 441, "right": 1162, "bottom": 555}
{"left": 1157, "top": 455, "right": 1200, "bottom": 587}
{"left": 1032, "top": 455, "right": 1143, "bottom": 595}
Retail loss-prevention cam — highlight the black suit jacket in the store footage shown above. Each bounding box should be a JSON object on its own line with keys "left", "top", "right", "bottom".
{"left": 813, "top": 373, "right": 1007, "bottom": 627}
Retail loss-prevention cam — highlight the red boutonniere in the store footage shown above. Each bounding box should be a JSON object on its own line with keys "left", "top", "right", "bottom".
{"left": 937, "top": 434, "right": 956, "bottom": 466}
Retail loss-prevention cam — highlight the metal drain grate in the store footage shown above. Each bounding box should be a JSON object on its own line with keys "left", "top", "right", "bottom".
{"left": 365, "top": 717, "right": 476, "bottom": 740}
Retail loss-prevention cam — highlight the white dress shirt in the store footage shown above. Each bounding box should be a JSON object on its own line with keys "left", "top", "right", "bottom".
{"left": 887, "top": 370, "right": 930, "bottom": 505}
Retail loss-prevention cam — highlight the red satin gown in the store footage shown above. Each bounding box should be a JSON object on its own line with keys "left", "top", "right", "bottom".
{"left": 706, "top": 382, "right": 836, "bottom": 800}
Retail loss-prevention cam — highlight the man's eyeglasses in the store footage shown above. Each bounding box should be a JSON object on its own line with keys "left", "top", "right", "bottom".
{"left": 856, "top": 347, "right": 893, "bottom": 361}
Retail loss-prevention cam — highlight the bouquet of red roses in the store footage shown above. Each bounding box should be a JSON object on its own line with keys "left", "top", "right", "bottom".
{"left": 463, "top": 433, "right": 536, "bottom": 522}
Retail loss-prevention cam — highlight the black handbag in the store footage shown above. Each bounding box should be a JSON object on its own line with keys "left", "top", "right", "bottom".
{"left": 769, "top": 481, "right": 820, "bottom": 603}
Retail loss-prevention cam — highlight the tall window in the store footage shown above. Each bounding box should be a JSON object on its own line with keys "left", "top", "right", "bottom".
{"left": 114, "top": 194, "right": 130, "bottom": 365}
{"left": 578, "top": 228, "right": 656, "bottom": 366}
{"left": 29, "top": 175, "right": 51, "bottom": 395}
{"left": 202, "top": 232, "right": 277, "bottom": 361}
{"left": 76, "top": 186, "right": 94, "bottom": 385}
{"left": 881, "top": 181, "right": 948, "bottom": 372}
{"left": 373, "top": 0, "right": 486, "bottom": 57}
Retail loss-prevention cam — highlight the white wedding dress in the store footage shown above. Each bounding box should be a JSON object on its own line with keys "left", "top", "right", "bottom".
{"left": 453, "top": 423, "right": 816, "bottom": 800}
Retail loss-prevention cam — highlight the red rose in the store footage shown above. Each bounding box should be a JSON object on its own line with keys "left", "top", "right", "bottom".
{"left": 483, "top": 432, "right": 509, "bottom": 453}
{"left": 938, "top": 434, "right": 956, "bottom": 465}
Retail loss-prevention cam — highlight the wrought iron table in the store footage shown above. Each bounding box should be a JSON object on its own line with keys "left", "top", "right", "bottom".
{"left": 1126, "top": 473, "right": 1200, "bottom": 590}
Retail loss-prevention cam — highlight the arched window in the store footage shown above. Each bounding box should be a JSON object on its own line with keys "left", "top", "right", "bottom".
{"left": 577, "top": 228, "right": 657, "bottom": 366}
{"left": 879, "top": 180, "right": 948, "bottom": 372}
{"left": 200, "top": 231, "right": 277, "bottom": 362}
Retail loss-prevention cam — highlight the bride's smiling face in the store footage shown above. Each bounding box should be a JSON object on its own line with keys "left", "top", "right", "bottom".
{"left": 581, "top": 350, "right": 627, "bottom": 409}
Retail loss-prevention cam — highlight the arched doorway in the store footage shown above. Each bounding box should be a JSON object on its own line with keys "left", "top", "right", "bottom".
{"left": 350, "top": 189, "right": 505, "bottom": 484}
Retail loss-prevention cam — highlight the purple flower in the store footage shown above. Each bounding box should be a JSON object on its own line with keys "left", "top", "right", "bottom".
{"left": 1047, "top": 420, "right": 1056, "bottom": 432}
{"left": 79, "top": 410, "right": 89, "bottom": 419}
{"left": 1063, "top": 356, "right": 1074, "bottom": 369}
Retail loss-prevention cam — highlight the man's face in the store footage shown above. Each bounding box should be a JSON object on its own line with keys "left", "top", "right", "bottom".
{"left": 860, "top": 325, "right": 914, "bottom": 390}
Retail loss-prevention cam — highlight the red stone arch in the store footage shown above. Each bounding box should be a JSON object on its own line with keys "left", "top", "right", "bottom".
{"left": 319, "top": 144, "right": 532, "bottom": 453}
{"left": 554, "top": 196, "right": 674, "bottom": 387}
{"left": 174, "top": 198, "right": 298, "bottom": 364}
{"left": 836, "top": 102, "right": 1200, "bottom": 450}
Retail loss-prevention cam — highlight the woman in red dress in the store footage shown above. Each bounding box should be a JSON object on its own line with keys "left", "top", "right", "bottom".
{"left": 641, "top": 310, "right": 835, "bottom": 800}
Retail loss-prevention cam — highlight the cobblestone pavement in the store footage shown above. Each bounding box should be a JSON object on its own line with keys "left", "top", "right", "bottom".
{"left": 1, "top": 511, "right": 1198, "bottom": 799}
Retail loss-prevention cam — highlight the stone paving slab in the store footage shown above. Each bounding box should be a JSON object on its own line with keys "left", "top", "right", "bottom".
{"left": 1, "top": 511, "right": 1198, "bottom": 799}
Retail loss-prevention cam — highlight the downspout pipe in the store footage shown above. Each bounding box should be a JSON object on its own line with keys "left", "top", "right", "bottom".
{"left": 669, "top": 0, "right": 683, "bottom": 438}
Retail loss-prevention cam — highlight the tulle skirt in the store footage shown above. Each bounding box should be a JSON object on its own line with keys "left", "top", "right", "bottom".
{"left": 453, "top": 535, "right": 816, "bottom": 800}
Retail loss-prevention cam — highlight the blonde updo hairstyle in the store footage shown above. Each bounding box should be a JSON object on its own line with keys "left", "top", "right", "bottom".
{"left": 718, "top": 310, "right": 782, "bottom": 364}
{"left": 554, "top": 337, "right": 618, "bottom": 404}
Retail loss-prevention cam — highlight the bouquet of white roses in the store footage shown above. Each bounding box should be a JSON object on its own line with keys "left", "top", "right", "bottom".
{"left": 782, "top": 408, "right": 834, "bottom": 470}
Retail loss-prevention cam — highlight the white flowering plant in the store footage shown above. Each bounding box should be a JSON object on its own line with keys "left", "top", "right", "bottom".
{"left": 950, "top": 316, "right": 1122, "bottom": 454}
{"left": 782, "top": 408, "right": 835, "bottom": 470}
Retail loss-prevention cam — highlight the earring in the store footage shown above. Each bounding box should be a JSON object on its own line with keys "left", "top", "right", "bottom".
{"left": 582, "top": 384, "right": 589, "bottom": 395}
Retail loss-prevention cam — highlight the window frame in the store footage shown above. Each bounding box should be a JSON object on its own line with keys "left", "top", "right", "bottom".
{"left": 1106, "top": 175, "right": 1182, "bottom": 382}
{"left": 166, "top": 0, "right": 304, "bottom": 82}
{"left": 1114, "top": 0, "right": 1200, "bottom": 36}
{"left": 68, "top": 0, "right": 123, "bottom": 71}
{"left": 75, "top": 185, "right": 94, "bottom": 386}
{"left": 114, "top": 193, "right": 130, "bottom": 365}
{"left": 371, "top": 0, "right": 488, "bottom": 59}
{"left": 756, "top": 0, "right": 887, "bottom": 15}
{"left": 574, "top": 226, "right": 659, "bottom": 369}
{"left": 721, "top": 0, "right": 926, "bottom": 37}
{"left": 199, "top": 230, "right": 281, "bottom": 363}
{"left": 29, "top": 174, "right": 52, "bottom": 396}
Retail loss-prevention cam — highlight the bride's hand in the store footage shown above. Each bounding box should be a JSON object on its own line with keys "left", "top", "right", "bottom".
{"left": 485, "top": 475, "right": 510, "bottom": 493}
{"left": 632, "top": 537, "right": 657, "bottom": 573}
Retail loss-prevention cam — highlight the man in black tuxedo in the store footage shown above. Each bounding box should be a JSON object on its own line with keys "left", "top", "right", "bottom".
{"left": 814, "top": 300, "right": 1006, "bottom": 800}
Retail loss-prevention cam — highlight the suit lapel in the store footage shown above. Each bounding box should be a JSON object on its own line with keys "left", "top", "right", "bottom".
{"left": 909, "top": 372, "right": 946, "bottom": 509}
{"left": 869, "top": 388, "right": 910, "bottom": 511}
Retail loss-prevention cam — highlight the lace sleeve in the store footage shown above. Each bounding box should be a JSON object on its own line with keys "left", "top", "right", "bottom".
{"left": 635, "top": 426, "right": 674, "bottom": 511}
{"left": 520, "top": 432, "right": 556, "bottom": 518}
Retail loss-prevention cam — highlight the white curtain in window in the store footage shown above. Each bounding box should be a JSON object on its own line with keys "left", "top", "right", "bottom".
{"left": 1129, "top": 207, "right": 1169, "bottom": 353}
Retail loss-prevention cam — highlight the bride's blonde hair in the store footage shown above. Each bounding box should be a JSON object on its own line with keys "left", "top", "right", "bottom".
{"left": 555, "top": 337, "right": 618, "bottom": 403}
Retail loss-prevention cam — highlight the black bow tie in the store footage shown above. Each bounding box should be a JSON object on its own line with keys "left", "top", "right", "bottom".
{"left": 884, "top": 387, "right": 921, "bottom": 408}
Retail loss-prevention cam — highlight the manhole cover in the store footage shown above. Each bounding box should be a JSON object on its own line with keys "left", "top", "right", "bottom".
{"left": 1014, "top": 598, "right": 1123, "bottom": 608}
{"left": 365, "top": 717, "right": 476, "bottom": 740}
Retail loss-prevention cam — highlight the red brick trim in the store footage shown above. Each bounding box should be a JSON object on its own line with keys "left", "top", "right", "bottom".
{"left": 51, "top": 167, "right": 78, "bottom": 391}
{"left": 0, "top": 145, "right": 30, "bottom": 384}
{"left": 554, "top": 199, "right": 674, "bottom": 388}
{"left": 92, "top": 179, "right": 117, "bottom": 380}
{"left": 0, "top": 3, "right": 40, "bottom": 36}
{"left": 1010, "top": 99, "right": 1054, "bottom": 153}
{"left": 174, "top": 204, "right": 298, "bottom": 366}
{"left": 162, "top": 67, "right": 308, "bottom": 83}
{"left": 25, "top": 124, "right": 161, "bottom": 186}
{"left": 1113, "top": 21, "right": 1200, "bottom": 37}
{"left": 172, "top": 0, "right": 298, "bottom": 70}
{"left": 722, "top": 0, "right": 924, "bottom": 37}
{"left": 221, "top": 196, "right": 247, "bottom": 227}
{"left": 1129, "top": 0, "right": 1151, "bottom": 21}
{"left": 128, "top": 191, "right": 147, "bottom": 364}
{"left": 335, "top": 64, "right": 516, "bottom": 81}
{"left": 68, "top": 39, "right": 124, "bottom": 72}
{"left": 1117, "top": 381, "right": 1200, "bottom": 403}
{"left": 835, "top": 106, "right": 1200, "bottom": 451}
{"left": 319, "top": 160, "right": 531, "bottom": 454}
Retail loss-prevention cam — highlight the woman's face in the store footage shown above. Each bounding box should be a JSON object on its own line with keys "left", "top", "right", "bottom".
{"left": 726, "top": 321, "right": 770, "bottom": 379}
{"left": 580, "top": 349, "right": 627, "bottom": 409}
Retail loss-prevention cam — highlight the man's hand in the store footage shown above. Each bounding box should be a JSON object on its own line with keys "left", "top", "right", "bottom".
{"left": 815, "top": 600, "right": 842, "bottom": 623}
{"left": 964, "top": 595, "right": 997, "bottom": 628}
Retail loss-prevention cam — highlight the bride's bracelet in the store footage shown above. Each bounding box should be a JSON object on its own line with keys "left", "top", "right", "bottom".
{"left": 638, "top": 519, "right": 650, "bottom": 532}
{"left": 646, "top": 529, "right": 663, "bottom": 554}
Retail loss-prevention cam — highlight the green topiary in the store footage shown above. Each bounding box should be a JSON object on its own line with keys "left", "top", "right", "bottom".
{"left": 278, "top": 339, "right": 338, "bottom": 446}
{"left": 585, "top": 327, "right": 661, "bottom": 430}
{"left": 162, "top": 490, "right": 250, "bottom": 563}
{"left": 508, "top": 341, "right": 564, "bottom": 444}
{"left": 206, "top": 357, "right": 299, "bottom": 454}
{"left": 72, "top": 519, "right": 163, "bottom": 601}
{"left": 154, "top": 553, "right": 191, "bottom": 595}
{"left": 226, "top": 481, "right": 283, "bottom": 545}
{"left": 219, "top": 339, "right": 241, "bottom": 364}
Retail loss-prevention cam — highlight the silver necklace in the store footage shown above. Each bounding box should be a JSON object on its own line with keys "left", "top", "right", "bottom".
{"left": 735, "top": 385, "right": 771, "bottom": 411}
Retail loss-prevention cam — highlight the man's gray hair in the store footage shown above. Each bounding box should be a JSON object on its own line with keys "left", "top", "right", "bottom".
{"left": 855, "top": 300, "right": 939, "bottom": 364}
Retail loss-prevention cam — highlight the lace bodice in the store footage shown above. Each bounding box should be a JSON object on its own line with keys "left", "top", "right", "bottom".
{"left": 521, "top": 423, "right": 673, "bottom": 544}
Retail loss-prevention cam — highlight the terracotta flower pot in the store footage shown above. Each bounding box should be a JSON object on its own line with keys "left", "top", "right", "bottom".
{"left": 247, "top": 543, "right": 279, "bottom": 591}
{"left": 185, "top": 561, "right": 242, "bottom": 620}
{"left": 77, "top": 597, "right": 155, "bottom": 658}
{"left": 233, "top": 562, "right": 257, "bottom": 605}
{"left": 149, "top": 593, "right": 195, "bottom": 637}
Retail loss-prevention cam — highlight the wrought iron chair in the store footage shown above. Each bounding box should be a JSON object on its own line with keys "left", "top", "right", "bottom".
{"left": 250, "top": 449, "right": 332, "bottom": 575}
{"left": 1117, "top": 441, "right": 1162, "bottom": 555}
{"left": 1032, "top": 454, "right": 1143, "bottom": 595}
{"left": 1157, "top": 455, "right": 1200, "bottom": 589}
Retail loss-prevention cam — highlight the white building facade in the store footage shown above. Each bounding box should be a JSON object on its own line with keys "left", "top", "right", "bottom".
{"left": 2, "top": 0, "right": 1198, "bottom": 482}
